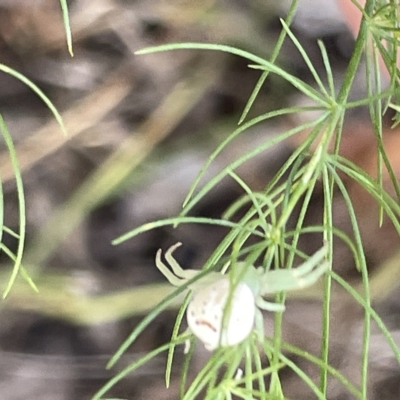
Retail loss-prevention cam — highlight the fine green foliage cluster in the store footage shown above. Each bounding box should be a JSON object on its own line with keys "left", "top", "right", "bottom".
{"left": 93, "top": 1, "right": 400, "bottom": 399}
{"left": 1, "top": 1, "right": 400, "bottom": 399}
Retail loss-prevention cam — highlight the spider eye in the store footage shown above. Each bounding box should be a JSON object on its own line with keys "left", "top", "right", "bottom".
{"left": 186, "top": 278, "right": 255, "bottom": 351}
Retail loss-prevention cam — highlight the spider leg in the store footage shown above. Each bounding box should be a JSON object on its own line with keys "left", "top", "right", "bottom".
{"left": 256, "top": 297, "right": 285, "bottom": 312}
{"left": 155, "top": 247, "right": 186, "bottom": 286}
{"left": 182, "top": 328, "right": 193, "bottom": 354}
{"left": 261, "top": 244, "right": 329, "bottom": 294}
{"left": 254, "top": 308, "right": 266, "bottom": 342}
{"left": 235, "top": 369, "right": 243, "bottom": 380}
{"left": 220, "top": 261, "right": 230, "bottom": 275}
{"left": 164, "top": 242, "right": 199, "bottom": 281}
{"left": 184, "top": 339, "right": 191, "bottom": 354}
{"left": 291, "top": 243, "right": 329, "bottom": 278}
{"left": 293, "top": 260, "right": 330, "bottom": 289}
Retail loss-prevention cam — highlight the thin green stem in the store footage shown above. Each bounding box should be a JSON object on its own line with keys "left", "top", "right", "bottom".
{"left": 337, "top": 0, "right": 377, "bottom": 105}
{"left": 319, "top": 165, "right": 334, "bottom": 395}
{"left": 238, "top": 0, "right": 299, "bottom": 124}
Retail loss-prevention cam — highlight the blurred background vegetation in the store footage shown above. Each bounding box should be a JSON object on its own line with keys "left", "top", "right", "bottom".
{"left": 0, "top": 0, "right": 400, "bottom": 399}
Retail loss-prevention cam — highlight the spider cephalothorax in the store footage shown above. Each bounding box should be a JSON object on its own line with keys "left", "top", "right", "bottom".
{"left": 156, "top": 242, "right": 329, "bottom": 351}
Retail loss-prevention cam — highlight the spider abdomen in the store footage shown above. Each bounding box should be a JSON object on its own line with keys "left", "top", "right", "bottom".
{"left": 187, "top": 277, "right": 256, "bottom": 351}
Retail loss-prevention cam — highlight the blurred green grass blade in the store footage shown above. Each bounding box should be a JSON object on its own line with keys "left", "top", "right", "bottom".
{"left": 59, "top": 0, "right": 74, "bottom": 56}
{"left": 0, "top": 244, "right": 38, "bottom": 293}
{"left": 0, "top": 115, "right": 26, "bottom": 298}
{"left": 0, "top": 65, "right": 66, "bottom": 135}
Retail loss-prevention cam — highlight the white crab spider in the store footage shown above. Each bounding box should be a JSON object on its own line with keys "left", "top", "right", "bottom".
{"left": 156, "top": 242, "right": 329, "bottom": 351}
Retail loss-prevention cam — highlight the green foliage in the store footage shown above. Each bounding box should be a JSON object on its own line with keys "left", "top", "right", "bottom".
{"left": 2, "top": 0, "right": 400, "bottom": 399}
{"left": 95, "top": 0, "right": 400, "bottom": 399}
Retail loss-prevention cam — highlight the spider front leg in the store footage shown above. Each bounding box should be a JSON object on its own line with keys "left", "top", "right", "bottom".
{"left": 291, "top": 243, "right": 329, "bottom": 281}
{"left": 155, "top": 242, "right": 198, "bottom": 286}
{"left": 260, "top": 243, "right": 329, "bottom": 295}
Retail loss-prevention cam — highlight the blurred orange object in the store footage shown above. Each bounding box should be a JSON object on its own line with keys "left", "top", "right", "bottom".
{"left": 336, "top": 0, "right": 400, "bottom": 76}
{"left": 336, "top": 0, "right": 365, "bottom": 36}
